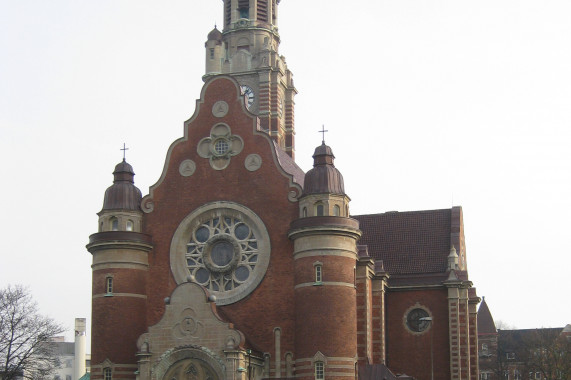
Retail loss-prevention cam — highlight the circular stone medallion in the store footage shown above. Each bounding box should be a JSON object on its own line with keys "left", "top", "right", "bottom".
{"left": 212, "top": 101, "right": 229, "bottom": 117}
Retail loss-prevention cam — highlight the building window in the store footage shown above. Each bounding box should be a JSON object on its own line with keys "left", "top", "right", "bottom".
{"left": 535, "top": 372, "right": 541, "bottom": 379}
{"left": 126, "top": 220, "right": 134, "bottom": 231}
{"left": 302, "top": 207, "right": 307, "bottom": 217}
{"left": 315, "top": 264, "right": 322, "bottom": 283}
{"left": 110, "top": 217, "right": 119, "bottom": 231}
{"left": 333, "top": 205, "right": 340, "bottom": 216}
{"left": 507, "top": 352, "right": 515, "bottom": 360}
{"left": 315, "top": 362, "right": 324, "bottom": 380}
{"left": 514, "top": 370, "right": 521, "bottom": 380}
{"left": 316, "top": 203, "right": 324, "bottom": 216}
{"left": 480, "top": 373, "right": 491, "bottom": 380}
{"left": 210, "top": 48, "right": 215, "bottom": 59}
{"left": 503, "top": 370, "right": 509, "bottom": 379}
{"left": 105, "top": 277, "right": 113, "bottom": 294}
{"left": 103, "top": 368, "right": 112, "bottom": 380}
{"left": 481, "top": 343, "right": 489, "bottom": 355}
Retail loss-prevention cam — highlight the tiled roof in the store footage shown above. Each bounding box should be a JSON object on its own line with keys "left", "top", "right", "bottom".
{"left": 354, "top": 209, "right": 452, "bottom": 275}
{"left": 273, "top": 141, "right": 305, "bottom": 188}
{"left": 499, "top": 328, "right": 564, "bottom": 350}
{"left": 477, "top": 297, "right": 497, "bottom": 335}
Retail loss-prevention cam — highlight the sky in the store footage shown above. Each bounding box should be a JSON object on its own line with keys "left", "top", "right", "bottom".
{"left": 1, "top": 1, "right": 570, "bottom": 351}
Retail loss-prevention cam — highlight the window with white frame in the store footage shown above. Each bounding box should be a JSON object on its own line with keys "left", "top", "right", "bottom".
{"left": 105, "top": 277, "right": 113, "bottom": 294}
{"left": 514, "top": 370, "right": 521, "bottom": 380}
{"left": 507, "top": 352, "right": 515, "bottom": 360}
{"left": 314, "top": 263, "right": 322, "bottom": 283}
{"left": 480, "top": 373, "right": 491, "bottom": 380}
{"left": 126, "top": 220, "right": 134, "bottom": 231}
{"left": 315, "top": 361, "right": 324, "bottom": 380}
{"left": 103, "top": 368, "right": 112, "bottom": 380}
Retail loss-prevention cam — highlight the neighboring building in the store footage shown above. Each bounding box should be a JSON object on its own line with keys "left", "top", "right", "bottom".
{"left": 477, "top": 298, "right": 498, "bottom": 380}
{"left": 477, "top": 300, "right": 570, "bottom": 380}
{"left": 51, "top": 319, "right": 90, "bottom": 380}
{"left": 86, "top": 2, "right": 480, "bottom": 380}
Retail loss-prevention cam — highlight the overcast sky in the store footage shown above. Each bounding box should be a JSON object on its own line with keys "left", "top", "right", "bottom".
{"left": 1, "top": 1, "right": 570, "bottom": 350}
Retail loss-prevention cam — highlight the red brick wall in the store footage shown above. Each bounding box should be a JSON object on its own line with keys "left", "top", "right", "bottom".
{"left": 142, "top": 77, "right": 299, "bottom": 363}
{"left": 386, "top": 288, "right": 450, "bottom": 380}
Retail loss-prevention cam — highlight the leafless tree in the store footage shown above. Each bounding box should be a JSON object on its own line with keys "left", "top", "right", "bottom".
{"left": 0, "top": 285, "right": 65, "bottom": 380}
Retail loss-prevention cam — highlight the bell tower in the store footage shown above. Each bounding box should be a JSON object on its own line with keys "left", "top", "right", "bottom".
{"left": 204, "top": 0, "right": 297, "bottom": 158}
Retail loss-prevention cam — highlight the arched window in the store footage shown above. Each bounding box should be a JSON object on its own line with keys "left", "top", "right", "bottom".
{"left": 302, "top": 207, "right": 307, "bottom": 217}
{"left": 126, "top": 220, "right": 134, "bottom": 231}
{"left": 333, "top": 205, "right": 340, "bottom": 216}
{"left": 316, "top": 203, "right": 324, "bottom": 216}
{"left": 105, "top": 277, "right": 113, "bottom": 294}
{"left": 103, "top": 368, "right": 112, "bottom": 380}
{"left": 315, "top": 362, "right": 324, "bottom": 380}
{"left": 314, "top": 263, "right": 322, "bottom": 283}
{"left": 110, "top": 217, "right": 119, "bottom": 231}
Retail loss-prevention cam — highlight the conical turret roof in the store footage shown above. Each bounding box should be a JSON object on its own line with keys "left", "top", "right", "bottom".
{"left": 477, "top": 297, "right": 497, "bottom": 335}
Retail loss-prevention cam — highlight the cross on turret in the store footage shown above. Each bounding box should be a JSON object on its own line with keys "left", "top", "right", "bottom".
{"left": 319, "top": 125, "right": 329, "bottom": 144}
{"left": 121, "top": 143, "right": 129, "bottom": 161}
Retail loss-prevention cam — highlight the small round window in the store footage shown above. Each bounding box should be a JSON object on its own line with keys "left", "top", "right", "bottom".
{"left": 405, "top": 308, "right": 431, "bottom": 333}
{"left": 214, "top": 139, "right": 229, "bottom": 155}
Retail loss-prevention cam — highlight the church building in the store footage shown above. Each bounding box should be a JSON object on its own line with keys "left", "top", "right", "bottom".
{"left": 87, "top": 1, "right": 480, "bottom": 380}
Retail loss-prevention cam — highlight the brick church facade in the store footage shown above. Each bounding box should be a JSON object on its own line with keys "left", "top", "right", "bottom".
{"left": 87, "top": 2, "right": 480, "bottom": 380}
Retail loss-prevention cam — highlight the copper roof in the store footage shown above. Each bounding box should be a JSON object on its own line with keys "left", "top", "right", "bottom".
{"left": 303, "top": 142, "right": 345, "bottom": 195}
{"left": 353, "top": 209, "right": 452, "bottom": 275}
{"left": 207, "top": 27, "right": 223, "bottom": 42}
{"left": 100, "top": 160, "right": 142, "bottom": 212}
{"left": 477, "top": 297, "right": 497, "bottom": 335}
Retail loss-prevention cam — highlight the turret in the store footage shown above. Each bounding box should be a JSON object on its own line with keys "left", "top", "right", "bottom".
{"left": 205, "top": 26, "right": 223, "bottom": 75}
{"left": 288, "top": 143, "right": 361, "bottom": 380}
{"left": 86, "top": 159, "right": 152, "bottom": 380}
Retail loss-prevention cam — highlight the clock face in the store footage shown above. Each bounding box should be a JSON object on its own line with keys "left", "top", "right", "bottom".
{"left": 240, "top": 85, "right": 255, "bottom": 110}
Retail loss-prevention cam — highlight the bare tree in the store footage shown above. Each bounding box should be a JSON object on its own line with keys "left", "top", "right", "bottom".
{"left": 0, "top": 285, "right": 65, "bottom": 380}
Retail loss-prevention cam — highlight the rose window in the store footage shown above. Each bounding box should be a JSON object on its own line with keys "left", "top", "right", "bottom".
{"left": 171, "top": 202, "right": 271, "bottom": 305}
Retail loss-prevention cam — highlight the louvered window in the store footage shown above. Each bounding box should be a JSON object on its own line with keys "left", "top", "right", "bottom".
{"left": 257, "top": 0, "right": 268, "bottom": 22}
{"left": 225, "top": 0, "right": 231, "bottom": 27}
{"left": 238, "top": 0, "right": 249, "bottom": 19}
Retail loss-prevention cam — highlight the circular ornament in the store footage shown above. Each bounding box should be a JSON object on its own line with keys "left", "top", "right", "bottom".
{"left": 245, "top": 154, "right": 262, "bottom": 172}
{"left": 212, "top": 101, "right": 229, "bottom": 118}
{"left": 170, "top": 202, "right": 271, "bottom": 305}
{"left": 179, "top": 160, "right": 197, "bottom": 177}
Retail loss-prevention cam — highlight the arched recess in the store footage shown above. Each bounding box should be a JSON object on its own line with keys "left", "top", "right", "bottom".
{"left": 153, "top": 346, "right": 225, "bottom": 380}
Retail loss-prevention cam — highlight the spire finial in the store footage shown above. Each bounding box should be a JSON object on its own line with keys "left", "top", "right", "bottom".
{"left": 121, "top": 143, "right": 129, "bottom": 161}
{"left": 318, "top": 125, "right": 328, "bottom": 144}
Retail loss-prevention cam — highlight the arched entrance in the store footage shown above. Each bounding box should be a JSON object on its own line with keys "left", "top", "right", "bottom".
{"left": 163, "top": 358, "right": 218, "bottom": 380}
{"left": 154, "top": 346, "right": 225, "bottom": 380}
